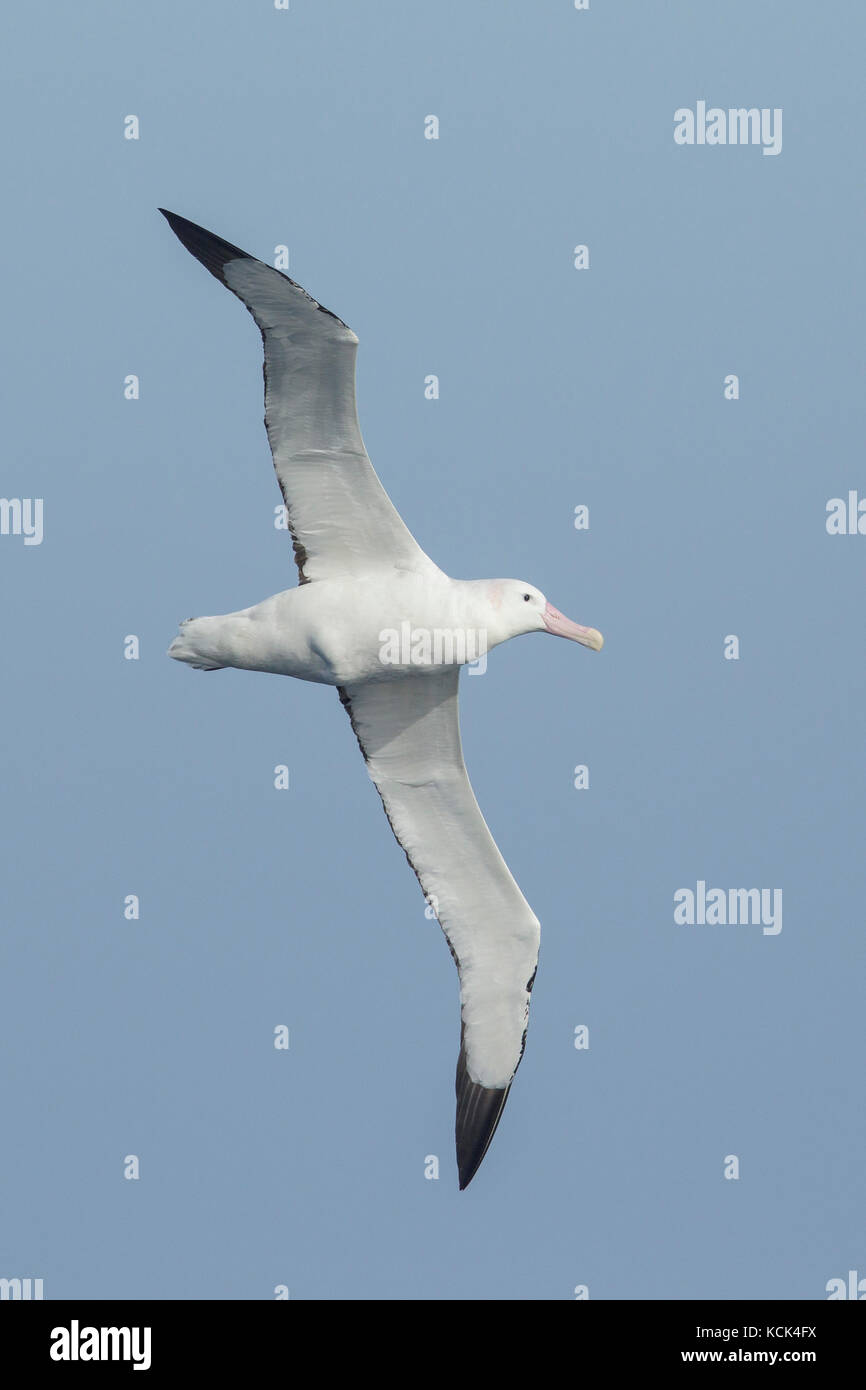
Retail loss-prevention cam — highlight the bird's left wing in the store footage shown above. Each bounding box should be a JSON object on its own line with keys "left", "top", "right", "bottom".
{"left": 338, "top": 669, "right": 540, "bottom": 1188}
{"left": 160, "top": 209, "right": 437, "bottom": 585}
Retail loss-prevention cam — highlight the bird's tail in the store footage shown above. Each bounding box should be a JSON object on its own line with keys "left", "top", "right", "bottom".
{"left": 168, "top": 617, "right": 226, "bottom": 671}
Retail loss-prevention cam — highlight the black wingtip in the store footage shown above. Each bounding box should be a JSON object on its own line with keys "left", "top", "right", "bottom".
{"left": 158, "top": 208, "right": 253, "bottom": 281}
{"left": 456, "top": 1041, "right": 512, "bottom": 1190}
{"left": 158, "top": 208, "right": 350, "bottom": 328}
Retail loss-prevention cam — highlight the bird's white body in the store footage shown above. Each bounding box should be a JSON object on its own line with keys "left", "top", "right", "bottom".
{"left": 160, "top": 209, "right": 602, "bottom": 1187}
{"left": 171, "top": 573, "right": 550, "bottom": 684}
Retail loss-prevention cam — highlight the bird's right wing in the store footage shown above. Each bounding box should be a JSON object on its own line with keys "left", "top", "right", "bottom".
{"left": 160, "top": 210, "right": 438, "bottom": 585}
{"left": 338, "top": 669, "right": 541, "bottom": 1188}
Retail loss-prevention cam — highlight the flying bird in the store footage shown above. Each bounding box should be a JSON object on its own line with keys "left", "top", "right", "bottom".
{"left": 160, "top": 210, "right": 603, "bottom": 1188}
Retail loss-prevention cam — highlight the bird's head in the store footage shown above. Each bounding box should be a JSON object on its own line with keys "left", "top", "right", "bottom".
{"left": 484, "top": 581, "right": 603, "bottom": 650}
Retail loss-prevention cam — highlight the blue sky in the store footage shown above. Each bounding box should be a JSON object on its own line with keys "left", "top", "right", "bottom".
{"left": 1, "top": 1, "right": 864, "bottom": 1299}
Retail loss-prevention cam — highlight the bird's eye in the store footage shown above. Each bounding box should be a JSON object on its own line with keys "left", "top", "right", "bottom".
{"left": 523, "top": 593, "right": 531, "bottom": 602}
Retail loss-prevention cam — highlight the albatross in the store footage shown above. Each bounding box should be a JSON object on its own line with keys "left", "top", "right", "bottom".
{"left": 159, "top": 209, "right": 603, "bottom": 1189}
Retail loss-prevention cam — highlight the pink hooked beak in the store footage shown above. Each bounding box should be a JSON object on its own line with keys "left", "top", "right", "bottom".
{"left": 543, "top": 601, "right": 604, "bottom": 651}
